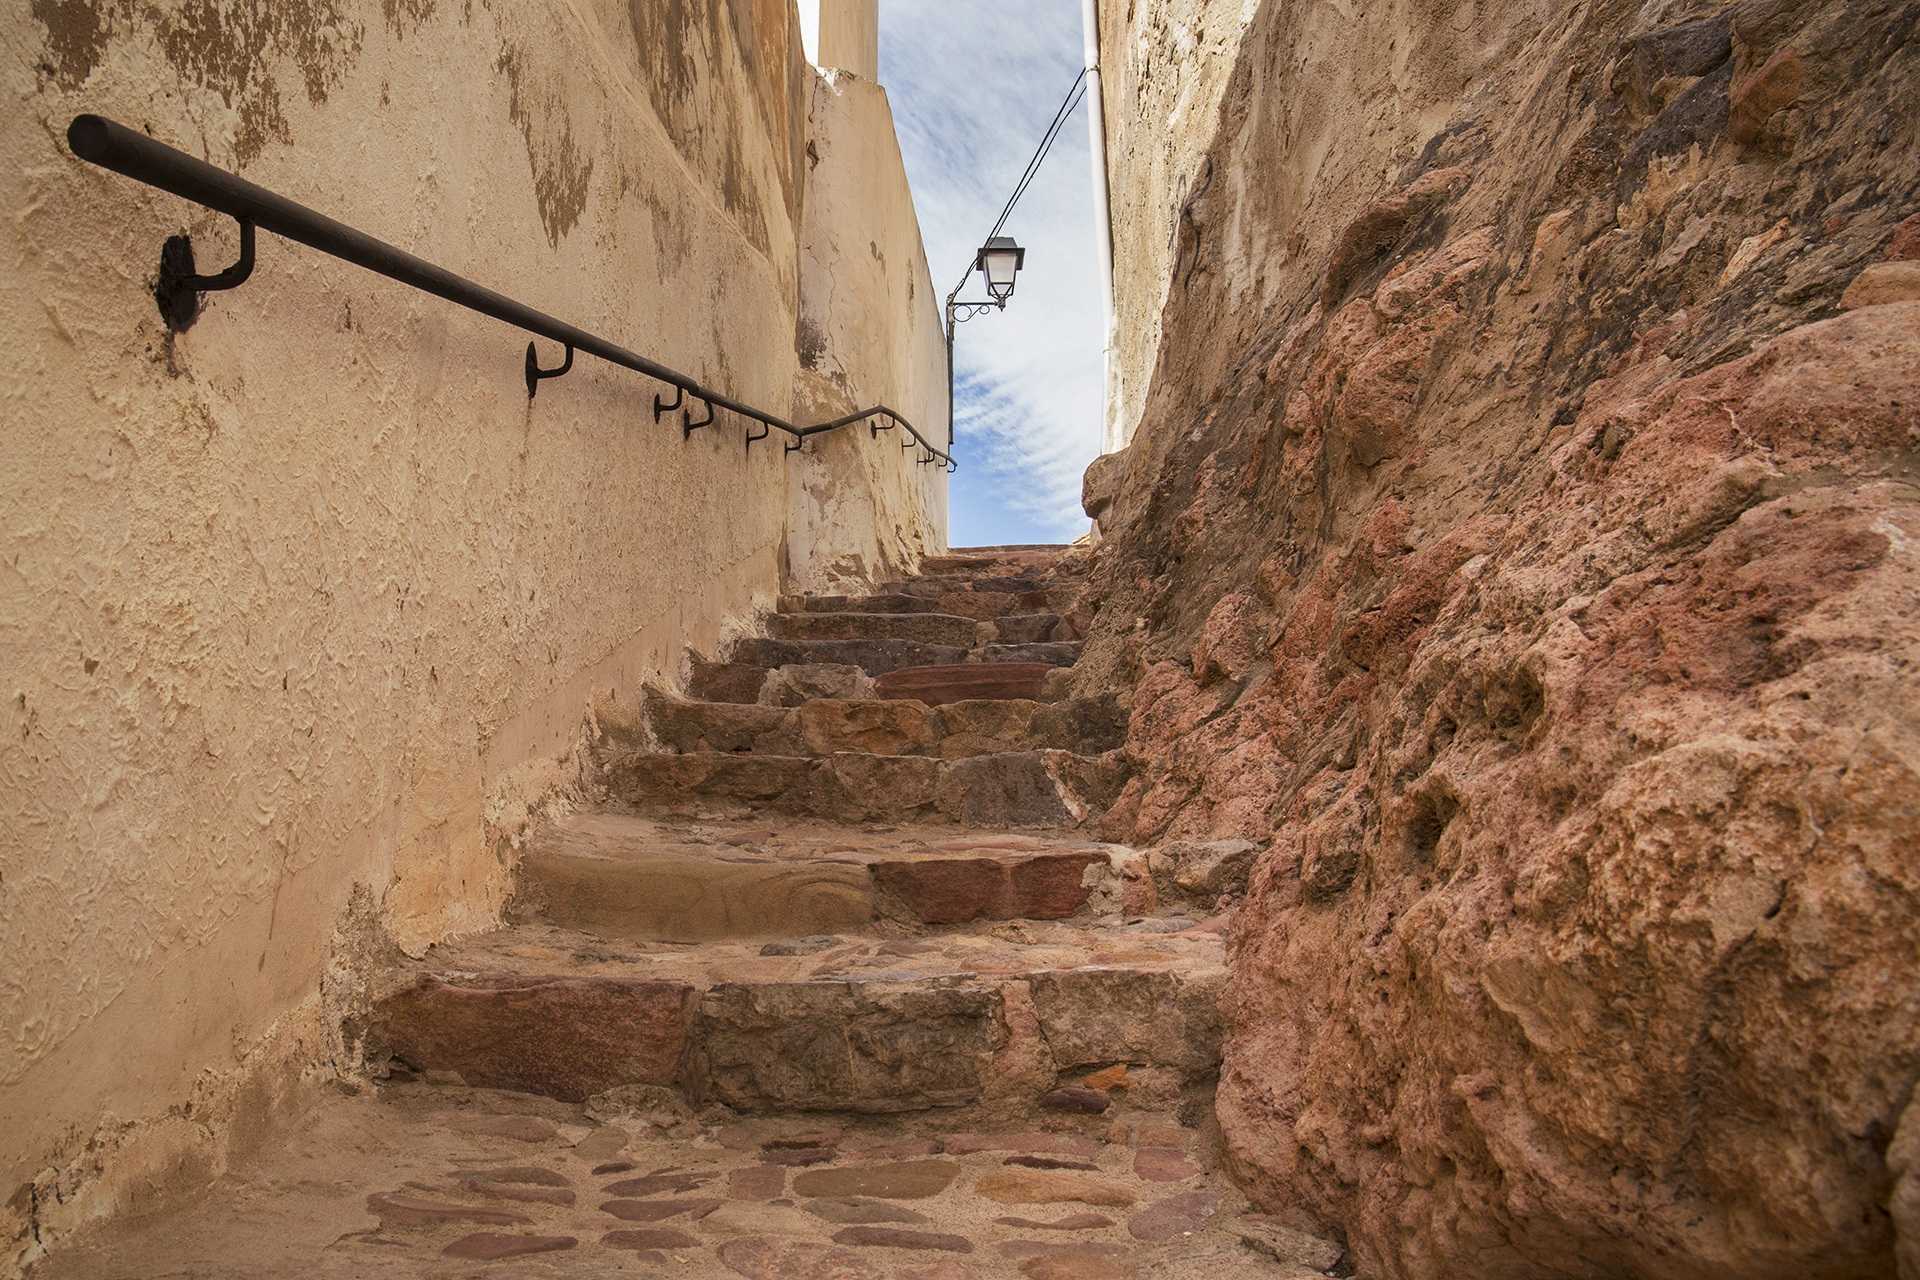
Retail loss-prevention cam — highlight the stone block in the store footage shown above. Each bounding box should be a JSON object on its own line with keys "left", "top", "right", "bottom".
{"left": 796, "top": 699, "right": 939, "bottom": 756}
{"left": 516, "top": 851, "right": 875, "bottom": 943}
{"left": 772, "top": 611, "right": 980, "bottom": 646}
{"left": 877, "top": 663, "right": 1055, "bottom": 705}
{"left": 691, "top": 983, "right": 1001, "bottom": 1112}
{"left": 1025, "top": 968, "right": 1224, "bottom": 1074}
{"left": 870, "top": 852, "right": 1102, "bottom": 925}
{"left": 371, "top": 974, "right": 696, "bottom": 1102}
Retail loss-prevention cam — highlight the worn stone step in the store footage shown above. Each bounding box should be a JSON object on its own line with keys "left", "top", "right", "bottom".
{"left": 781, "top": 589, "right": 1065, "bottom": 622}
{"left": 926, "top": 588, "right": 1068, "bottom": 622}
{"left": 769, "top": 611, "right": 982, "bottom": 646}
{"left": 883, "top": 575, "right": 1054, "bottom": 597}
{"left": 920, "top": 551, "right": 1070, "bottom": 575}
{"left": 511, "top": 812, "right": 1124, "bottom": 942}
{"left": 728, "top": 637, "right": 969, "bottom": 676}
{"left": 367, "top": 921, "right": 1225, "bottom": 1113}
{"left": 990, "top": 612, "right": 1073, "bottom": 645}
{"left": 778, "top": 592, "right": 944, "bottom": 615}
{"left": 688, "top": 660, "right": 874, "bottom": 706}
{"left": 982, "top": 641, "right": 1082, "bottom": 667}
{"left": 645, "top": 690, "right": 1125, "bottom": 758}
{"left": 948, "top": 543, "right": 1073, "bottom": 553}
{"left": 875, "top": 662, "right": 1059, "bottom": 705}
{"left": 604, "top": 748, "right": 1127, "bottom": 828}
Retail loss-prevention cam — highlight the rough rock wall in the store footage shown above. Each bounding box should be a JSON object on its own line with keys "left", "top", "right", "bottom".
{"left": 2, "top": 0, "right": 944, "bottom": 1265}
{"left": 1080, "top": 0, "right": 1920, "bottom": 1276}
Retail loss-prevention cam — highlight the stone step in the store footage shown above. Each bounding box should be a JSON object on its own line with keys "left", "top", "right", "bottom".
{"left": 778, "top": 591, "right": 944, "bottom": 615}
{"left": 511, "top": 812, "right": 1125, "bottom": 942}
{"left": 990, "top": 612, "right": 1073, "bottom": 645}
{"left": 603, "top": 748, "right": 1127, "bottom": 828}
{"left": 644, "top": 690, "right": 1124, "bottom": 759}
{"left": 883, "top": 575, "right": 1055, "bottom": 596}
{"left": 769, "top": 611, "right": 983, "bottom": 647}
{"left": 367, "top": 921, "right": 1225, "bottom": 1114}
{"left": 780, "top": 589, "right": 1066, "bottom": 622}
{"left": 729, "top": 637, "right": 970, "bottom": 676}
{"left": 982, "top": 641, "right": 1082, "bottom": 667}
{"left": 875, "top": 662, "right": 1059, "bottom": 705}
{"left": 723, "top": 637, "right": 1081, "bottom": 677}
{"left": 920, "top": 551, "right": 1071, "bottom": 575}
{"left": 948, "top": 542, "right": 1074, "bottom": 553}
{"left": 914, "top": 587, "right": 1070, "bottom": 622}
{"left": 688, "top": 660, "right": 875, "bottom": 706}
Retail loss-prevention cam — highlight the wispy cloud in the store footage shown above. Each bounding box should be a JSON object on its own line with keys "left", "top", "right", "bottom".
{"left": 801, "top": 2, "right": 1102, "bottom": 546}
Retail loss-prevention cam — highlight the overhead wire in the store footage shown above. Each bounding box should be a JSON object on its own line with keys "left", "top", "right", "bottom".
{"left": 949, "top": 67, "right": 1090, "bottom": 296}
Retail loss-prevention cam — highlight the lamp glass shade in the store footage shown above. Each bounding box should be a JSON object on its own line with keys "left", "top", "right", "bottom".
{"left": 976, "top": 237, "right": 1025, "bottom": 302}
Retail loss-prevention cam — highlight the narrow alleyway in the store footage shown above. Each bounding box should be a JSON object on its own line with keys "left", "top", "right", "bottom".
{"left": 35, "top": 547, "right": 1336, "bottom": 1279}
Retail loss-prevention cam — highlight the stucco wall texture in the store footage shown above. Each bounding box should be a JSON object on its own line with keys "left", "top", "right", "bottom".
{"left": 2, "top": 0, "right": 946, "bottom": 1250}
{"left": 790, "top": 67, "right": 949, "bottom": 589}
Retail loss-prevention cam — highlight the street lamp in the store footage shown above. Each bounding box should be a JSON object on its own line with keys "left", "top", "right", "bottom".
{"left": 945, "top": 236, "right": 1027, "bottom": 446}
{"left": 974, "top": 236, "right": 1026, "bottom": 306}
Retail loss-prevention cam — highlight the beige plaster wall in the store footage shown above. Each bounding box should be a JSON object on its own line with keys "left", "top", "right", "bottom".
{"left": 2, "top": 0, "right": 944, "bottom": 1264}
{"left": 818, "top": 0, "right": 879, "bottom": 79}
{"left": 1097, "top": 0, "right": 1261, "bottom": 448}
{"left": 790, "top": 67, "right": 949, "bottom": 590}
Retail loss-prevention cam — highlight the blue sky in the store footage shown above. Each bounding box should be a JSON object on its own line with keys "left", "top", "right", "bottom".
{"left": 801, "top": 3, "right": 1102, "bottom": 547}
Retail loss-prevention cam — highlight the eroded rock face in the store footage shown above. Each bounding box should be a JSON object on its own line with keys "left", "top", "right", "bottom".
{"left": 1082, "top": 0, "right": 1920, "bottom": 1275}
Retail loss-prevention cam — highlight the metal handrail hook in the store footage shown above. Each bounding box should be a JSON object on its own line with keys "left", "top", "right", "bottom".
{"left": 785, "top": 438, "right": 805, "bottom": 455}
{"left": 156, "top": 217, "right": 255, "bottom": 331}
{"left": 682, "top": 399, "right": 715, "bottom": 439}
{"left": 524, "top": 340, "right": 574, "bottom": 399}
{"left": 653, "top": 385, "right": 684, "bottom": 423}
{"left": 871, "top": 413, "right": 896, "bottom": 438}
{"left": 745, "top": 421, "right": 769, "bottom": 452}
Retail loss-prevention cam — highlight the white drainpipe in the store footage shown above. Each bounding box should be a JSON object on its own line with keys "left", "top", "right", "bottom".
{"left": 1081, "top": 0, "right": 1121, "bottom": 454}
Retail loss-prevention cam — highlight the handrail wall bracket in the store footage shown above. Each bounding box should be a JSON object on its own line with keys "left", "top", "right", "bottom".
{"left": 157, "top": 217, "right": 255, "bottom": 331}
{"left": 682, "top": 399, "right": 715, "bottom": 439}
{"left": 524, "top": 341, "right": 574, "bottom": 399}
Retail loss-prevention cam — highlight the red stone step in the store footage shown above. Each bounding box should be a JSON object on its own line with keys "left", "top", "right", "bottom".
{"left": 782, "top": 589, "right": 1066, "bottom": 622}
{"left": 875, "top": 662, "right": 1057, "bottom": 705}
{"left": 778, "top": 592, "right": 943, "bottom": 615}
{"left": 991, "top": 613, "right": 1073, "bottom": 645}
{"left": 919, "top": 550, "right": 1070, "bottom": 575}
{"left": 947, "top": 543, "right": 1073, "bottom": 553}
{"left": 367, "top": 921, "right": 1225, "bottom": 1112}
{"left": 981, "top": 642, "right": 1081, "bottom": 667}
{"left": 729, "top": 637, "right": 970, "bottom": 676}
{"left": 602, "top": 747, "right": 1126, "bottom": 828}
{"left": 687, "top": 660, "right": 874, "bottom": 705}
{"left": 768, "top": 611, "right": 981, "bottom": 646}
{"left": 511, "top": 812, "right": 1118, "bottom": 942}
{"left": 883, "top": 575, "right": 1055, "bottom": 597}
{"left": 643, "top": 690, "right": 1123, "bottom": 758}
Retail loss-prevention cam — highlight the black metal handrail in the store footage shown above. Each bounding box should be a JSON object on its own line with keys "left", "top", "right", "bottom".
{"left": 64, "top": 115, "right": 956, "bottom": 471}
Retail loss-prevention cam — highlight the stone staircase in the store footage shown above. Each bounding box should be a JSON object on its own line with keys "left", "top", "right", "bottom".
{"left": 365, "top": 545, "right": 1222, "bottom": 1123}
{"left": 30, "top": 547, "right": 1338, "bottom": 1279}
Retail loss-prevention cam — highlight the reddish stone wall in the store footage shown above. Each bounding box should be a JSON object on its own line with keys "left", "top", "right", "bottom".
{"left": 1080, "top": 0, "right": 1920, "bottom": 1274}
